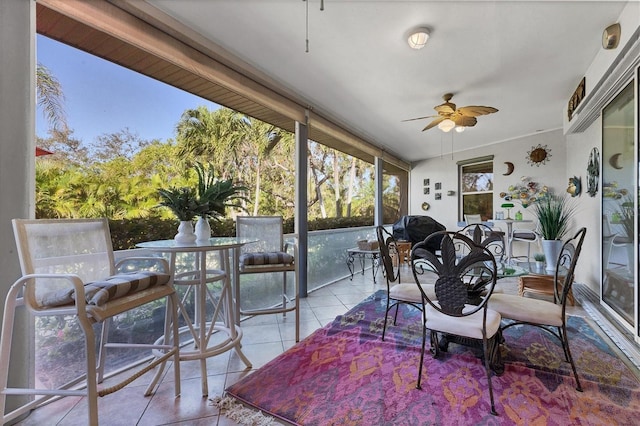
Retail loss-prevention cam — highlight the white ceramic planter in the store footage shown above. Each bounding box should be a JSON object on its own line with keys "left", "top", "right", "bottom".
{"left": 175, "top": 220, "right": 197, "bottom": 244}
{"left": 195, "top": 216, "right": 212, "bottom": 241}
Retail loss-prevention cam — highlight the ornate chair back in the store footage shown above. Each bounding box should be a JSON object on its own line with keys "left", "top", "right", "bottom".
{"left": 376, "top": 226, "right": 400, "bottom": 285}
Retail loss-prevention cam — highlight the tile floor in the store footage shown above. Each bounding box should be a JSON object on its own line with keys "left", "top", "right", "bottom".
{"left": 13, "top": 266, "right": 591, "bottom": 425}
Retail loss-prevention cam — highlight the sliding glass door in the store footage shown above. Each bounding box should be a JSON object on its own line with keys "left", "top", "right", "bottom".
{"left": 601, "top": 80, "right": 636, "bottom": 328}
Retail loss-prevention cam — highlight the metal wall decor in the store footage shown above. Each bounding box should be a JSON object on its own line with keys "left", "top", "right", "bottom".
{"left": 526, "top": 144, "right": 551, "bottom": 166}
{"left": 566, "top": 176, "right": 581, "bottom": 197}
{"left": 586, "top": 147, "right": 600, "bottom": 197}
{"left": 502, "top": 161, "right": 514, "bottom": 176}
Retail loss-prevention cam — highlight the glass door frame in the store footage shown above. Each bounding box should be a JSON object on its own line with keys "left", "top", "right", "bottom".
{"left": 600, "top": 70, "right": 639, "bottom": 339}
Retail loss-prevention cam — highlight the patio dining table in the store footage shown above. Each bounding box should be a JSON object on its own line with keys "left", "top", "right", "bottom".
{"left": 136, "top": 237, "right": 256, "bottom": 396}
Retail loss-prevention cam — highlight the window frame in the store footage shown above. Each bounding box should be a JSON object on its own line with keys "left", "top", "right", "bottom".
{"left": 458, "top": 158, "right": 494, "bottom": 222}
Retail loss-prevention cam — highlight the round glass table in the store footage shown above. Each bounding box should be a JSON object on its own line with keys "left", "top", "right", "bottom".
{"left": 136, "top": 237, "right": 256, "bottom": 396}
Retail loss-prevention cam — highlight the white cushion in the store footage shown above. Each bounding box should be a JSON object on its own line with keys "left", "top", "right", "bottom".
{"left": 426, "top": 304, "right": 501, "bottom": 339}
{"left": 390, "top": 283, "right": 435, "bottom": 303}
{"left": 489, "top": 293, "right": 562, "bottom": 326}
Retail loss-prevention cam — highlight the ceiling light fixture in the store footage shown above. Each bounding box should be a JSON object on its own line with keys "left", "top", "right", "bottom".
{"left": 455, "top": 126, "right": 466, "bottom": 133}
{"left": 437, "top": 118, "right": 455, "bottom": 132}
{"left": 407, "top": 28, "right": 430, "bottom": 50}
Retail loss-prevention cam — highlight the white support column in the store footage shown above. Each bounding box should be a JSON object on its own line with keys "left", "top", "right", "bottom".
{"left": 0, "top": 0, "right": 36, "bottom": 416}
{"left": 295, "top": 117, "right": 309, "bottom": 297}
{"left": 374, "top": 156, "right": 383, "bottom": 226}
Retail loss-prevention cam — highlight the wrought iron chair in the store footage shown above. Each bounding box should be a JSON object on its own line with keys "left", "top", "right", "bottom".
{"left": 376, "top": 226, "right": 435, "bottom": 341}
{"left": 0, "top": 219, "right": 181, "bottom": 425}
{"left": 490, "top": 227, "right": 587, "bottom": 392}
{"left": 460, "top": 223, "right": 506, "bottom": 262}
{"left": 411, "top": 231, "right": 502, "bottom": 416}
{"left": 236, "top": 216, "right": 299, "bottom": 341}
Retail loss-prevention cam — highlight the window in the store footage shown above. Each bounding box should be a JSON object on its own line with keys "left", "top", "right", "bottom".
{"left": 459, "top": 160, "right": 494, "bottom": 221}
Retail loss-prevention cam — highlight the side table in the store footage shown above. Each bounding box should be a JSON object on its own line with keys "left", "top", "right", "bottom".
{"left": 346, "top": 248, "right": 380, "bottom": 284}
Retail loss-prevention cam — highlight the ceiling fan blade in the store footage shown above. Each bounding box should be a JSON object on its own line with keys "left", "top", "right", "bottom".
{"left": 401, "top": 114, "right": 438, "bottom": 122}
{"left": 453, "top": 115, "right": 477, "bottom": 127}
{"left": 457, "top": 106, "right": 498, "bottom": 117}
{"left": 422, "top": 117, "right": 445, "bottom": 131}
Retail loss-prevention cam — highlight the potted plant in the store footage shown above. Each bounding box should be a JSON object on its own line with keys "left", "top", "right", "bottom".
{"left": 533, "top": 253, "right": 545, "bottom": 269}
{"left": 193, "top": 162, "right": 248, "bottom": 241}
{"left": 157, "top": 186, "right": 208, "bottom": 243}
{"left": 533, "top": 194, "right": 576, "bottom": 271}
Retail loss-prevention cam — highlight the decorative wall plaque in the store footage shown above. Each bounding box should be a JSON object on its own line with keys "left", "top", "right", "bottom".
{"left": 586, "top": 147, "right": 600, "bottom": 197}
{"left": 567, "top": 77, "right": 586, "bottom": 121}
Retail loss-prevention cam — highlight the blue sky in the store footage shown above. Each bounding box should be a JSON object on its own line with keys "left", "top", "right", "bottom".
{"left": 36, "top": 35, "right": 220, "bottom": 144}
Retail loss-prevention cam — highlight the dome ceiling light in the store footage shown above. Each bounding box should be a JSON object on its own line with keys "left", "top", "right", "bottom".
{"left": 407, "top": 28, "right": 430, "bottom": 50}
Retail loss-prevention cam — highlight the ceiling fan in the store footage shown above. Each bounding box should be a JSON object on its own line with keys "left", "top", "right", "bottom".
{"left": 403, "top": 93, "right": 498, "bottom": 132}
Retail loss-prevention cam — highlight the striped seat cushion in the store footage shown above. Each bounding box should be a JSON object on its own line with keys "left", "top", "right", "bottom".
{"left": 40, "top": 271, "right": 171, "bottom": 307}
{"left": 239, "top": 251, "right": 294, "bottom": 271}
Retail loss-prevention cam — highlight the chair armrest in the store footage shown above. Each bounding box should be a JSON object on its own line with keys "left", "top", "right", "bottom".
{"left": 283, "top": 241, "right": 297, "bottom": 256}
{"left": 284, "top": 234, "right": 298, "bottom": 257}
{"left": 115, "top": 256, "right": 171, "bottom": 274}
{"left": 14, "top": 273, "right": 88, "bottom": 314}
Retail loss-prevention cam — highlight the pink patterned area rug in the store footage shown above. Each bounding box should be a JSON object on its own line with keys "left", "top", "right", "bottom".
{"left": 226, "top": 290, "right": 640, "bottom": 425}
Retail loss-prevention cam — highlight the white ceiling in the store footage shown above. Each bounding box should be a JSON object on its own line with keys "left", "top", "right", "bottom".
{"left": 148, "top": 0, "right": 629, "bottom": 163}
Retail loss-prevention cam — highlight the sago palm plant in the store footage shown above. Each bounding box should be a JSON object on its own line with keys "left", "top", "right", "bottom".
{"left": 194, "top": 162, "right": 248, "bottom": 220}
{"left": 157, "top": 186, "right": 208, "bottom": 221}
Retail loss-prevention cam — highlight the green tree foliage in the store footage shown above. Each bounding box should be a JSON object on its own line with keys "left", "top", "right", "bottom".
{"left": 36, "top": 103, "right": 394, "bottom": 224}
{"left": 37, "top": 63, "right": 67, "bottom": 132}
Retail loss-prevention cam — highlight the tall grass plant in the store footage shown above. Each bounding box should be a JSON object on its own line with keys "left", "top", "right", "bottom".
{"left": 534, "top": 194, "right": 576, "bottom": 240}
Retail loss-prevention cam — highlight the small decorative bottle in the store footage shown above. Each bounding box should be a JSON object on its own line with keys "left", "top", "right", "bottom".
{"left": 515, "top": 211, "right": 523, "bottom": 221}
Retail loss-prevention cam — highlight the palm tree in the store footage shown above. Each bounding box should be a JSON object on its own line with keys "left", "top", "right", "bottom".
{"left": 36, "top": 63, "right": 67, "bottom": 132}
{"left": 175, "top": 106, "right": 244, "bottom": 172}
{"left": 239, "top": 117, "right": 288, "bottom": 215}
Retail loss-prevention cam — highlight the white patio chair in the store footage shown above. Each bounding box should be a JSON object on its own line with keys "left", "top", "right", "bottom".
{"left": 0, "top": 219, "right": 181, "bottom": 425}
{"left": 509, "top": 225, "right": 539, "bottom": 262}
{"left": 236, "top": 216, "right": 299, "bottom": 341}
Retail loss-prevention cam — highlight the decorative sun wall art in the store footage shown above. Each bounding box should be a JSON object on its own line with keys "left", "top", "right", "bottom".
{"left": 526, "top": 144, "right": 552, "bottom": 166}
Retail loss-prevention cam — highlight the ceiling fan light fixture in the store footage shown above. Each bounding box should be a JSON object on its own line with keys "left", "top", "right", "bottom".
{"left": 438, "top": 118, "right": 455, "bottom": 132}
{"left": 407, "top": 28, "right": 430, "bottom": 49}
{"left": 455, "top": 126, "right": 466, "bottom": 133}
